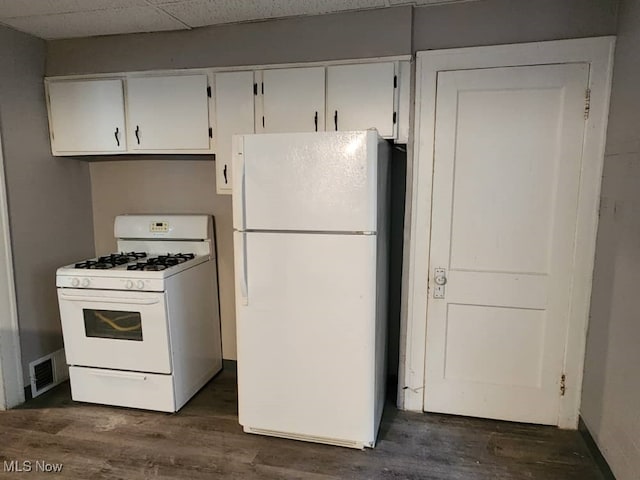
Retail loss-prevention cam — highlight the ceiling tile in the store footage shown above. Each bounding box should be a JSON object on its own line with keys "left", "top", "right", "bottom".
{"left": 2, "top": 6, "right": 188, "bottom": 39}
{"left": 160, "top": 0, "right": 387, "bottom": 28}
{"left": 0, "top": 0, "right": 479, "bottom": 40}
{"left": 0, "top": 0, "right": 148, "bottom": 18}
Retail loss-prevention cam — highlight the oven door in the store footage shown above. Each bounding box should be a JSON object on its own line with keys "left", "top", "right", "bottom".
{"left": 57, "top": 288, "right": 172, "bottom": 374}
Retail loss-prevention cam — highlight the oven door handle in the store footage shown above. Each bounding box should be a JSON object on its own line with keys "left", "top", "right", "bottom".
{"left": 89, "top": 370, "right": 148, "bottom": 381}
{"left": 58, "top": 294, "right": 160, "bottom": 305}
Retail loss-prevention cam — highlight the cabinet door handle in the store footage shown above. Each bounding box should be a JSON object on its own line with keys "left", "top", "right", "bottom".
{"left": 223, "top": 164, "right": 228, "bottom": 184}
{"left": 135, "top": 125, "right": 140, "bottom": 145}
{"left": 314, "top": 111, "right": 318, "bottom": 132}
{"left": 334, "top": 110, "right": 338, "bottom": 131}
{"left": 114, "top": 127, "right": 120, "bottom": 147}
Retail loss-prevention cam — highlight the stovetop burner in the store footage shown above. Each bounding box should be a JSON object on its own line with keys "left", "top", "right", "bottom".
{"left": 74, "top": 252, "right": 147, "bottom": 270}
{"left": 127, "top": 253, "right": 196, "bottom": 271}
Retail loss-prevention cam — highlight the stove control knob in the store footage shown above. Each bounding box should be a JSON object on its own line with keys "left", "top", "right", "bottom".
{"left": 136, "top": 280, "right": 145, "bottom": 290}
{"left": 71, "top": 278, "right": 80, "bottom": 287}
{"left": 81, "top": 278, "right": 90, "bottom": 288}
{"left": 125, "top": 280, "right": 134, "bottom": 289}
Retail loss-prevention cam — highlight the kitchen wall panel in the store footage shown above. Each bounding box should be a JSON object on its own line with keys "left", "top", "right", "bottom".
{"left": 46, "top": 1, "right": 618, "bottom": 77}
{"left": 88, "top": 160, "right": 237, "bottom": 359}
{"left": 0, "top": 25, "right": 94, "bottom": 389}
{"left": 46, "top": 6, "right": 412, "bottom": 75}
{"left": 412, "top": 0, "right": 618, "bottom": 51}
{"left": 581, "top": 0, "right": 640, "bottom": 478}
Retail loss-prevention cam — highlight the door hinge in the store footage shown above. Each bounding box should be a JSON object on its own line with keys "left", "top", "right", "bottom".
{"left": 208, "top": 127, "right": 213, "bottom": 138}
{"left": 584, "top": 88, "right": 591, "bottom": 120}
{"left": 560, "top": 373, "right": 566, "bottom": 396}
{"left": 253, "top": 83, "right": 258, "bottom": 95}
{"left": 207, "top": 86, "right": 212, "bottom": 98}
{"left": 394, "top": 75, "right": 397, "bottom": 88}
{"left": 393, "top": 112, "right": 397, "bottom": 124}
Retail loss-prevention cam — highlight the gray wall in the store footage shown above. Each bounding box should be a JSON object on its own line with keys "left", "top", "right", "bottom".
{"left": 44, "top": 1, "right": 617, "bottom": 367}
{"left": 45, "top": 1, "right": 618, "bottom": 77}
{"left": 580, "top": 0, "right": 640, "bottom": 478}
{"left": 87, "top": 160, "right": 237, "bottom": 359}
{"left": 46, "top": 6, "right": 412, "bottom": 76}
{"left": 0, "top": 25, "right": 94, "bottom": 388}
{"left": 413, "top": 0, "right": 617, "bottom": 50}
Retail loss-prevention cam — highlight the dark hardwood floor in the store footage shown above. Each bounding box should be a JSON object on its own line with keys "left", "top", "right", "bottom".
{"left": 0, "top": 368, "right": 606, "bottom": 479}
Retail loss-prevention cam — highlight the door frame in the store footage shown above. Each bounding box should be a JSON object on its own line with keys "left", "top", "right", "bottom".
{"left": 398, "top": 37, "right": 616, "bottom": 428}
{"left": 0, "top": 127, "right": 24, "bottom": 410}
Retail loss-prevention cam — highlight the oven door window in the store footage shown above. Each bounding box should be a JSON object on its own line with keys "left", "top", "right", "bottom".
{"left": 83, "top": 309, "right": 143, "bottom": 341}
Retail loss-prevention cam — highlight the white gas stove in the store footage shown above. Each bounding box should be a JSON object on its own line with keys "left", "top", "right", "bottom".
{"left": 56, "top": 214, "right": 223, "bottom": 412}
{"left": 56, "top": 252, "right": 210, "bottom": 291}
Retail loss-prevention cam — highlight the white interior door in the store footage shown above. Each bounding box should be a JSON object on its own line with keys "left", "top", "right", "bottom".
{"left": 424, "top": 63, "right": 589, "bottom": 425}
{"left": 0, "top": 131, "right": 22, "bottom": 409}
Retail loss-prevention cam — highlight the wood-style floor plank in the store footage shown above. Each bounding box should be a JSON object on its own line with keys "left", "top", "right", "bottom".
{"left": 0, "top": 369, "right": 606, "bottom": 479}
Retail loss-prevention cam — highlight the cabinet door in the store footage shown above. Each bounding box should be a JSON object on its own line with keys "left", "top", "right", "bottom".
{"left": 127, "top": 74, "right": 211, "bottom": 151}
{"left": 396, "top": 60, "right": 411, "bottom": 144}
{"left": 327, "top": 62, "right": 396, "bottom": 138}
{"left": 47, "top": 79, "right": 126, "bottom": 154}
{"left": 214, "top": 71, "right": 255, "bottom": 195}
{"left": 261, "top": 67, "right": 325, "bottom": 133}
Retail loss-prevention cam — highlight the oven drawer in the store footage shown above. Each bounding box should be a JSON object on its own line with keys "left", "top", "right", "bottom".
{"left": 69, "top": 366, "right": 176, "bottom": 412}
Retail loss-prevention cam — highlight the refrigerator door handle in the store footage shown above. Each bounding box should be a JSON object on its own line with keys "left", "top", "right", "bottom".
{"left": 237, "top": 232, "right": 249, "bottom": 306}
{"left": 232, "top": 135, "right": 245, "bottom": 229}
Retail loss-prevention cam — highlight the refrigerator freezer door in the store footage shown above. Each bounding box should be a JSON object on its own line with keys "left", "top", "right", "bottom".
{"left": 235, "top": 231, "right": 378, "bottom": 446}
{"left": 233, "top": 131, "right": 380, "bottom": 232}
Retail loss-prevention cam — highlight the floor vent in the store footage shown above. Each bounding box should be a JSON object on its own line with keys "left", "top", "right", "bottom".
{"left": 34, "top": 359, "right": 54, "bottom": 391}
{"left": 29, "top": 349, "right": 69, "bottom": 398}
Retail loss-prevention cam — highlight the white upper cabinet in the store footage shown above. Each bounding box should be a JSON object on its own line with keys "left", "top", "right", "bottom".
{"left": 45, "top": 58, "right": 408, "bottom": 159}
{"left": 214, "top": 71, "right": 255, "bottom": 195}
{"left": 326, "top": 62, "right": 397, "bottom": 138}
{"left": 260, "top": 67, "right": 325, "bottom": 133}
{"left": 127, "top": 74, "right": 211, "bottom": 152}
{"left": 47, "top": 79, "right": 126, "bottom": 154}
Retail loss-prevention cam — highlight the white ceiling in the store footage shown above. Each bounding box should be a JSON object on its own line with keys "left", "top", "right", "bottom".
{"left": 0, "top": 0, "right": 471, "bottom": 40}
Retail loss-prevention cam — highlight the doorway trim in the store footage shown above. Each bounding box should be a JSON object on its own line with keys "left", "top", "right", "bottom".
{"left": 0, "top": 127, "right": 24, "bottom": 410}
{"left": 398, "top": 36, "right": 615, "bottom": 428}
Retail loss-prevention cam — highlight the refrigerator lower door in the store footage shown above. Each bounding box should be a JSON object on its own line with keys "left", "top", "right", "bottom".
{"left": 235, "top": 231, "right": 378, "bottom": 448}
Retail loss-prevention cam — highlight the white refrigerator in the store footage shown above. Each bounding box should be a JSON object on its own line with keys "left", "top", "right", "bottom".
{"left": 232, "top": 130, "right": 390, "bottom": 449}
